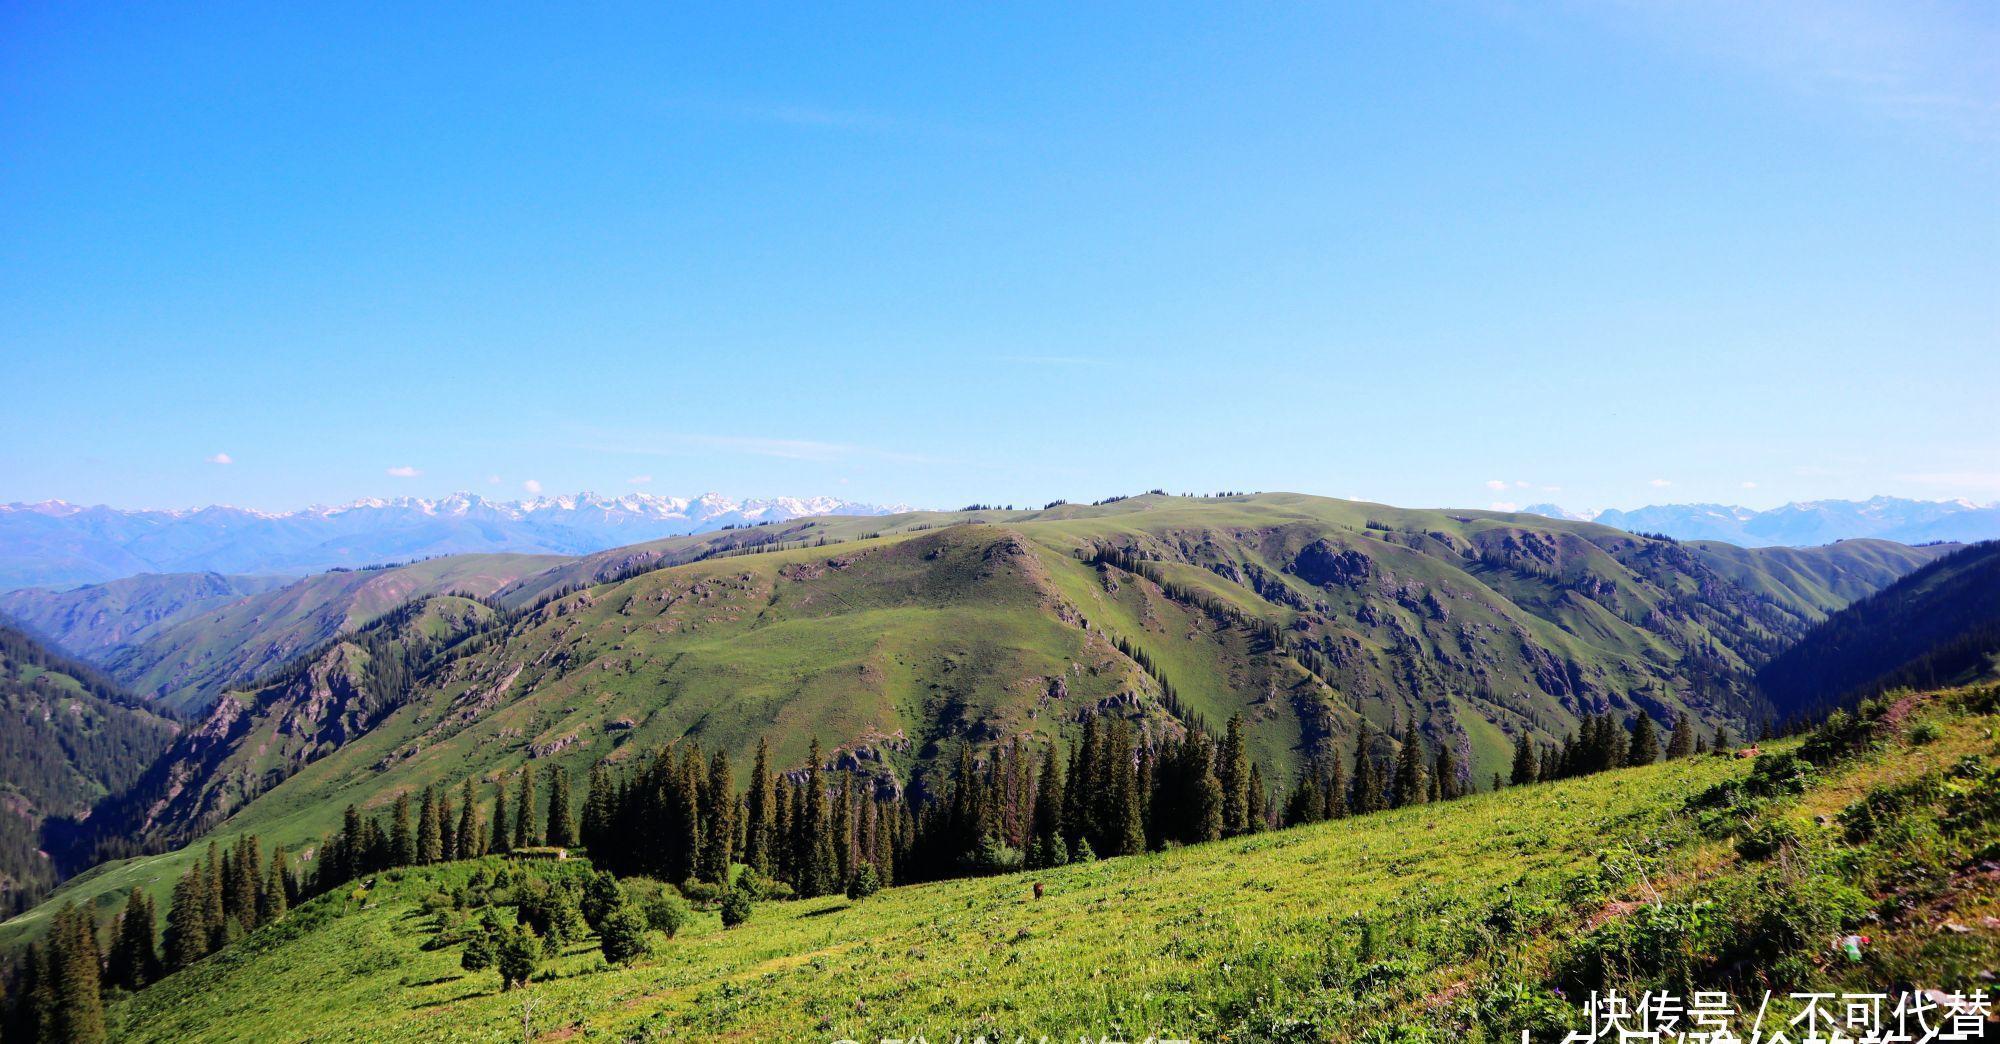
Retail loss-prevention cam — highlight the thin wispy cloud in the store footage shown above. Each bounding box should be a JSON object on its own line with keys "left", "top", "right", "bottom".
{"left": 206, "top": 453, "right": 233, "bottom": 465}
{"left": 1649, "top": 478, "right": 1673, "bottom": 488}
{"left": 628, "top": 475, "right": 653, "bottom": 486}
{"left": 1599, "top": 0, "right": 1999, "bottom": 141}
{"left": 386, "top": 465, "right": 421, "bottom": 478}
{"left": 522, "top": 479, "right": 543, "bottom": 494}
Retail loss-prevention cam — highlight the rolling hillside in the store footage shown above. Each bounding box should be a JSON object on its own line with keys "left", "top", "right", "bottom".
{"left": 0, "top": 495, "right": 1953, "bottom": 956}
{"left": 100, "top": 684, "right": 2000, "bottom": 1042}
{"left": 1758, "top": 540, "right": 2000, "bottom": 717}
{"left": 87, "top": 554, "right": 561, "bottom": 712}
{"left": 0, "top": 572, "right": 292, "bottom": 660}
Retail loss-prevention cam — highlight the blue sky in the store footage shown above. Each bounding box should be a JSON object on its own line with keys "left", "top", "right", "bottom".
{"left": 4, "top": 2, "right": 1995, "bottom": 514}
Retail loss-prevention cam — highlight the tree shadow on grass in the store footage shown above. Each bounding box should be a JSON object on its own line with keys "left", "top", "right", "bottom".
{"left": 802, "top": 903, "right": 852, "bottom": 917}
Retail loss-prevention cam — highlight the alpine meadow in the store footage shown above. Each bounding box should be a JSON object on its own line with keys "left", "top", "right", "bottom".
{"left": 4, "top": 4, "right": 1997, "bottom": 1042}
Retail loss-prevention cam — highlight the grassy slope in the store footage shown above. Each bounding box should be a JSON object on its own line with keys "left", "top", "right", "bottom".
{"left": 110, "top": 686, "right": 2000, "bottom": 1043}
{"left": 0, "top": 572, "right": 293, "bottom": 658}
{"left": 0, "top": 497, "right": 1949, "bottom": 953}
{"left": 101, "top": 553, "right": 561, "bottom": 711}
{"left": 112, "top": 756, "right": 1744, "bottom": 1042}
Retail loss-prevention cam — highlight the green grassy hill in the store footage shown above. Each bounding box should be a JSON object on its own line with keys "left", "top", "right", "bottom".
{"left": 94, "top": 554, "right": 561, "bottom": 712}
{"left": 0, "top": 495, "right": 1950, "bottom": 955}
{"left": 1759, "top": 540, "right": 2000, "bottom": 717}
{"left": 0, "top": 572, "right": 293, "bottom": 660}
{"left": 101, "top": 684, "right": 2000, "bottom": 1042}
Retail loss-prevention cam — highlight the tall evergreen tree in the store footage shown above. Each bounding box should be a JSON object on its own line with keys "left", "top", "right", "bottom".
{"left": 47, "top": 903, "right": 107, "bottom": 1044}
{"left": 745, "top": 738, "right": 776, "bottom": 876}
{"left": 1217, "top": 715, "right": 1252, "bottom": 835}
{"left": 260, "top": 846, "right": 290, "bottom": 924}
{"left": 1106, "top": 721, "right": 1147, "bottom": 856}
{"left": 513, "top": 767, "right": 537, "bottom": 851}
{"left": 799, "top": 738, "right": 834, "bottom": 896}
{"left": 1350, "top": 719, "right": 1386, "bottom": 814}
{"left": 107, "top": 887, "right": 156, "bottom": 991}
{"left": 1433, "top": 744, "right": 1463, "bottom": 801}
{"left": 457, "top": 779, "right": 481, "bottom": 859}
{"left": 418, "top": 786, "right": 444, "bottom": 864}
{"left": 1393, "top": 732, "right": 1428, "bottom": 808}
{"left": 390, "top": 792, "right": 415, "bottom": 867}
{"left": 1510, "top": 732, "right": 1537, "bottom": 785}
{"left": 490, "top": 779, "right": 512, "bottom": 855}
{"left": 1664, "top": 711, "right": 1696, "bottom": 759}
{"left": 201, "top": 840, "right": 226, "bottom": 952}
{"left": 1028, "top": 743, "right": 1066, "bottom": 867}
{"left": 701, "top": 750, "right": 735, "bottom": 884}
{"left": 1628, "top": 713, "right": 1660, "bottom": 766}
{"left": 544, "top": 764, "right": 575, "bottom": 848}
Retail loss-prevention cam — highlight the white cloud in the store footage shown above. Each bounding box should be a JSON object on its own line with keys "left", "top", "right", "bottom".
{"left": 1514, "top": 480, "right": 1530, "bottom": 488}
{"left": 1649, "top": 478, "right": 1673, "bottom": 488}
{"left": 206, "top": 453, "right": 233, "bottom": 465}
{"left": 386, "top": 465, "right": 421, "bottom": 478}
{"left": 1485, "top": 479, "right": 1508, "bottom": 491}
{"left": 1490, "top": 501, "right": 1521, "bottom": 512}
{"left": 627, "top": 475, "right": 653, "bottom": 486}
{"left": 522, "top": 479, "right": 543, "bottom": 494}
{"left": 487, "top": 474, "right": 502, "bottom": 485}
{"left": 1740, "top": 481, "right": 1759, "bottom": 489}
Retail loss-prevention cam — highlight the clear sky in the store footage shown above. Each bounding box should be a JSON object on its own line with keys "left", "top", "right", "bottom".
{"left": 4, "top": 2, "right": 1995, "bottom": 514}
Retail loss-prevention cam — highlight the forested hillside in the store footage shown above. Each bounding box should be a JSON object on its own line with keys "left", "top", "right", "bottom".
{"left": 0, "top": 621, "right": 178, "bottom": 916}
{"left": 1758, "top": 540, "right": 2000, "bottom": 717}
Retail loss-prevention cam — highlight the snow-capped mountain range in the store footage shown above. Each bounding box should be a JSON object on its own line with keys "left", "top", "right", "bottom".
{"left": 0, "top": 492, "right": 911, "bottom": 591}
{"left": 1518, "top": 496, "right": 2000, "bottom": 548}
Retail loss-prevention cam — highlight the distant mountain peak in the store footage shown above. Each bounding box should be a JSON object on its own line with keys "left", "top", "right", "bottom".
{"left": 0, "top": 491, "right": 914, "bottom": 591}
{"left": 1529, "top": 496, "right": 2000, "bottom": 547}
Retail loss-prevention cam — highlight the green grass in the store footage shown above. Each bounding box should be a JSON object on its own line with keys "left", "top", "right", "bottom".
{"left": 110, "top": 754, "right": 1746, "bottom": 1042}
{"left": 109, "top": 684, "right": 2000, "bottom": 1042}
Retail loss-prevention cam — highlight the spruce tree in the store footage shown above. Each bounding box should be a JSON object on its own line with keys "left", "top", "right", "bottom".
{"left": 514, "top": 766, "right": 537, "bottom": 851}
{"left": 490, "top": 780, "right": 512, "bottom": 855}
{"left": 1628, "top": 713, "right": 1660, "bottom": 766}
{"left": 48, "top": 903, "right": 106, "bottom": 1044}
{"left": 1218, "top": 715, "right": 1252, "bottom": 835}
{"left": 1510, "top": 732, "right": 1537, "bottom": 785}
{"left": 1350, "top": 719, "right": 1386, "bottom": 814}
{"left": 581, "top": 762, "right": 613, "bottom": 851}
{"left": 390, "top": 792, "right": 415, "bottom": 866}
{"left": 1106, "top": 722, "right": 1147, "bottom": 856}
{"left": 261, "top": 847, "right": 290, "bottom": 924}
{"left": 1433, "top": 744, "right": 1462, "bottom": 801}
{"left": 1393, "top": 732, "right": 1428, "bottom": 808}
{"left": 701, "top": 750, "right": 735, "bottom": 884}
{"left": 1028, "top": 744, "right": 1066, "bottom": 868}
{"left": 1664, "top": 711, "right": 1695, "bottom": 759}
{"left": 544, "top": 764, "right": 575, "bottom": 848}
{"left": 201, "top": 840, "right": 226, "bottom": 952}
{"left": 418, "top": 786, "right": 444, "bottom": 864}
{"left": 165, "top": 867, "right": 206, "bottom": 971}
{"left": 458, "top": 779, "right": 481, "bottom": 858}
{"left": 439, "top": 792, "right": 458, "bottom": 859}
{"left": 745, "top": 738, "right": 776, "bottom": 875}
{"left": 801, "top": 738, "right": 834, "bottom": 896}
{"left": 108, "top": 887, "right": 155, "bottom": 990}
